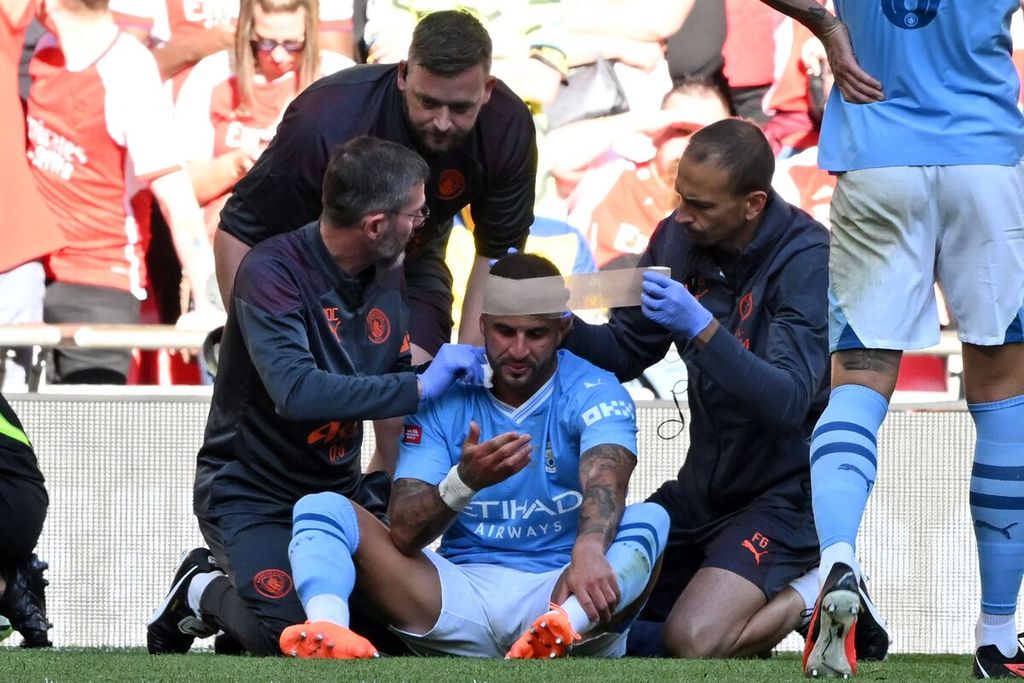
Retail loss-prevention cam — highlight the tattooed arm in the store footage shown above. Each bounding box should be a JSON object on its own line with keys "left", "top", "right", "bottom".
{"left": 758, "top": 1, "right": 883, "bottom": 103}
{"left": 552, "top": 444, "right": 636, "bottom": 623}
{"left": 388, "top": 478, "right": 461, "bottom": 556}
{"left": 389, "top": 422, "right": 532, "bottom": 556}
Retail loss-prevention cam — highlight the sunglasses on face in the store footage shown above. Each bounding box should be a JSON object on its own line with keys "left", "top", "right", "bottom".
{"left": 250, "top": 36, "right": 305, "bottom": 54}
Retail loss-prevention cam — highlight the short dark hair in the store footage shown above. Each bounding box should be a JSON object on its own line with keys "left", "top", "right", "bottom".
{"left": 407, "top": 10, "right": 492, "bottom": 76}
{"left": 683, "top": 118, "right": 775, "bottom": 196}
{"left": 321, "top": 137, "right": 429, "bottom": 228}
{"left": 490, "top": 252, "right": 561, "bottom": 280}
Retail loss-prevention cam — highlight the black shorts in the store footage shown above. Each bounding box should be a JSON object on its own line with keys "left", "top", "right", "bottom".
{"left": 194, "top": 467, "right": 403, "bottom": 653}
{"left": 198, "top": 497, "right": 408, "bottom": 655}
{"left": 43, "top": 281, "right": 140, "bottom": 384}
{"left": 199, "top": 512, "right": 305, "bottom": 635}
{"left": 640, "top": 495, "right": 819, "bottom": 622}
{"left": 0, "top": 475, "right": 47, "bottom": 574}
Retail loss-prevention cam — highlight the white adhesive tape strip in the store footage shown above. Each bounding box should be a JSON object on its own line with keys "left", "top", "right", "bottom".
{"left": 481, "top": 267, "right": 670, "bottom": 315}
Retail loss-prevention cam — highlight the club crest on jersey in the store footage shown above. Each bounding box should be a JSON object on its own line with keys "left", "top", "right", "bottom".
{"left": 544, "top": 442, "right": 557, "bottom": 474}
{"left": 881, "top": 0, "right": 939, "bottom": 30}
{"left": 403, "top": 424, "right": 422, "bottom": 444}
{"left": 437, "top": 169, "right": 465, "bottom": 200}
{"left": 366, "top": 308, "right": 391, "bottom": 344}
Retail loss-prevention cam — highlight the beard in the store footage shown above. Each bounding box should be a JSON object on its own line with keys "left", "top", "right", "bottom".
{"left": 491, "top": 350, "right": 557, "bottom": 397}
{"left": 376, "top": 250, "right": 406, "bottom": 270}
{"left": 374, "top": 225, "right": 409, "bottom": 271}
{"left": 402, "top": 100, "right": 467, "bottom": 154}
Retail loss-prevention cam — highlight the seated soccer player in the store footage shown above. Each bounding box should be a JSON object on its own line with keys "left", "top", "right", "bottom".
{"left": 279, "top": 253, "right": 670, "bottom": 659}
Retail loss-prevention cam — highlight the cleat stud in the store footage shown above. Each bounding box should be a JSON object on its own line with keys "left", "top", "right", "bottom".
{"left": 289, "top": 649, "right": 298, "bottom": 657}
{"left": 540, "top": 621, "right": 548, "bottom": 629}
{"left": 315, "top": 633, "right": 324, "bottom": 642}
{"left": 299, "top": 631, "right": 307, "bottom": 640}
{"left": 530, "top": 628, "right": 538, "bottom": 635}
{"left": 549, "top": 652, "right": 557, "bottom": 659}
{"left": 555, "top": 637, "right": 562, "bottom": 645}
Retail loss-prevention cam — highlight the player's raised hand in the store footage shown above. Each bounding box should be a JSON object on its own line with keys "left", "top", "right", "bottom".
{"left": 457, "top": 421, "right": 531, "bottom": 490}
{"left": 553, "top": 543, "right": 620, "bottom": 624}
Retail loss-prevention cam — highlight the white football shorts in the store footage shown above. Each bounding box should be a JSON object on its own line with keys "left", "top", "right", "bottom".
{"left": 388, "top": 549, "right": 627, "bottom": 658}
{"left": 827, "top": 157, "right": 1024, "bottom": 351}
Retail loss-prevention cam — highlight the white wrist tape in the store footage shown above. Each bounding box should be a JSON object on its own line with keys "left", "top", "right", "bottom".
{"left": 438, "top": 465, "right": 476, "bottom": 511}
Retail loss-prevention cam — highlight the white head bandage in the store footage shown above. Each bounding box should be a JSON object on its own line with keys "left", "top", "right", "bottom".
{"left": 481, "top": 267, "right": 670, "bottom": 316}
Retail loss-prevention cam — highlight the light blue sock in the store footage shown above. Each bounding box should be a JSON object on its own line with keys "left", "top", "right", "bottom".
{"left": 560, "top": 502, "right": 670, "bottom": 634}
{"left": 288, "top": 492, "right": 360, "bottom": 626}
{"left": 810, "top": 384, "right": 888, "bottom": 553}
{"left": 970, "top": 395, "right": 1024, "bottom": 619}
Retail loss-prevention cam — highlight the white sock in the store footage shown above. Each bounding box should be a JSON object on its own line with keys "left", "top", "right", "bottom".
{"left": 305, "top": 593, "right": 350, "bottom": 627}
{"left": 790, "top": 568, "right": 819, "bottom": 612}
{"left": 187, "top": 571, "right": 220, "bottom": 615}
{"left": 819, "top": 543, "right": 859, "bottom": 586}
{"left": 977, "top": 612, "right": 1018, "bottom": 657}
{"left": 557, "top": 596, "right": 592, "bottom": 634}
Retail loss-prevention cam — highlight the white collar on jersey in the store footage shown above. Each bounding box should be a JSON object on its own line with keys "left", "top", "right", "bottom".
{"left": 487, "top": 372, "right": 556, "bottom": 425}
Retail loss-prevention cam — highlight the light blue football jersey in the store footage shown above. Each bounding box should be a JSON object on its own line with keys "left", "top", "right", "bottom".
{"left": 396, "top": 350, "right": 638, "bottom": 572}
{"left": 819, "top": 0, "right": 1024, "bottom": 170}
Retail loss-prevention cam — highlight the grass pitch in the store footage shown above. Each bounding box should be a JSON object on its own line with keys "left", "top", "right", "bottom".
{"left": 2, "top": 649, "right": 976, "bottom": 682}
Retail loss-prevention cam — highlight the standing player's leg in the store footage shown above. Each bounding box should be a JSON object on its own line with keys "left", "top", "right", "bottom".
{"left": 283, "top": 491, "right": 443, "bottom": 659}
{"left": 805, "top": 165, "right": 939, "bottom": 678}
{"left": 934, "top": 159, "right": 1024, "bottom": 677}
{"left": 963, "top": 343, "right": 1024, "bottom": 676}
{"left": 506, "top": 502, "right": 670, "bottom": 659}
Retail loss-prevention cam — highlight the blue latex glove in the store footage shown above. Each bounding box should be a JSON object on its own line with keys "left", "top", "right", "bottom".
{"left": 640, "top": 271, "right": 714, "bottom": 340}
{"left": 418, "top": 344, "right": 487, "bottom": 401}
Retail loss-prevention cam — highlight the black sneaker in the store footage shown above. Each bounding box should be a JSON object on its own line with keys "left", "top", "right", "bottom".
{"left": 0, "top": 554, "right": 52, "bottom": 648}
{"left": 802, "top": 562, "right": 860, "bottom": 679}
{"left": 974, "top": 643, "right": 1024, "bottom": 678}
{"left": 854, "top": 576, "right": 889, "bottom": 661}
{"left": 147, "top": 548, "right": 219, "bottom": 654}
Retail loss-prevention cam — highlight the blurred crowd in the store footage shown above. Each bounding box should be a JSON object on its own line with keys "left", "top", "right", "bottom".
{"left": 5, "top": 0, "right": 1022, "bottom": 389}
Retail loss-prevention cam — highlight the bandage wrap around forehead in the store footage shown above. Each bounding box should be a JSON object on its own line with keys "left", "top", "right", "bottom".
{"left": 481, "top": 267, "right": 670, "bottom": 315}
